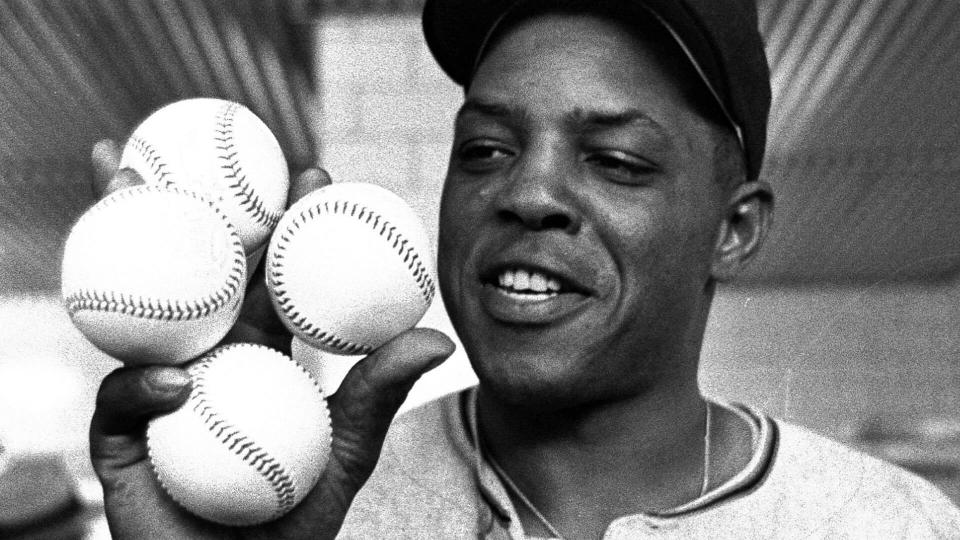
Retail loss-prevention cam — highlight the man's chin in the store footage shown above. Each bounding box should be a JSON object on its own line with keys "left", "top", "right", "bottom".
{"left": 473, "top": 363, "right": 596, "bottom": 413}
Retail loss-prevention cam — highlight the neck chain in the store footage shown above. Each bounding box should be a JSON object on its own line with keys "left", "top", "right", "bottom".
{"left": 486, "top": 401, "right": 713, "bottom": 540}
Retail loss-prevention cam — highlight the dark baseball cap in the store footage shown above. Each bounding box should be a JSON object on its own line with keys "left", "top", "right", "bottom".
{"left": 422, "top": 0, "right": 771, "bottom": 182}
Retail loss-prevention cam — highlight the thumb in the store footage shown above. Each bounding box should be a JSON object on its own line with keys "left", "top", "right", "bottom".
{"left": 326, "top": 328, "right": 455, "bottom": 482}
{"left": 91, "top": 139, "right": 122, "bottom": 195}
{"left": 272, "top": 329, "right": 454, "bottom": 537}
{"left": 235, "top": 328, "right": 454, "bottom": 538}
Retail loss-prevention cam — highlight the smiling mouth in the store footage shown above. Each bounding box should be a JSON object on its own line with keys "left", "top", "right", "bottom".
{"left": 477, "top": 264, "right": 592, "bottom": 325}
{"left": 482, "top": 265, "right": 588, "bottom": 300}
{"left": 494, "top": 267, "right": 563, "bottom": 298}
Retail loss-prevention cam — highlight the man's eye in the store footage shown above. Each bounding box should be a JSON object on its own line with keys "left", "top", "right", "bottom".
{"left": 456, "top": 142, "right": 512, "bottom": 170}
{"left": 585, "top": 152, "right": 657, "bottom": 184}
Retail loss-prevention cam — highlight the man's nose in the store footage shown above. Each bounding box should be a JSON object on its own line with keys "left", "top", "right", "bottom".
{"left": 493, "top": 145, "right": 581, "bottom": 234}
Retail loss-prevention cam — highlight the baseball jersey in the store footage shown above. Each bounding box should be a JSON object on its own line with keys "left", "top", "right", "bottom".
{"left": 338, "top": 387, "right": 960, "bottom": 538}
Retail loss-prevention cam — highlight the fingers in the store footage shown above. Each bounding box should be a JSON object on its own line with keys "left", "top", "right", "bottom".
{"left": 91, "top": 139, "right": 121, "bottom": 194}
{"left": 91, "top": 139, "right": 145, "bottom": 199}
{"left": 338, "top": 328, "right": 455, "bottom": 405}
{"left": 93, "top": 144, "right": 330, "bottom": 203}
{"left": 287, "top": 167, "right": 332, "bottom": 207}
{"left": 89, "top": 366, "right": 232, "bottom": 538}
{"left": 325, "top": 328, "right": 455, "bottom": 479}
{"left": 276, "top": 329, "right": 453, "bottom": 535}
{"left": 91, "top": 366, "right": 191, "bottom": 440}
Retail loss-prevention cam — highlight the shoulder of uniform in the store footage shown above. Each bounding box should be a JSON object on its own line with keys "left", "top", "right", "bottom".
{"left": 763, "top": 418, "right": 960, "bottom": 535}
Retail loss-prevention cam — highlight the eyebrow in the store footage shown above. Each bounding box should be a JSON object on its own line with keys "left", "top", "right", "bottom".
{"left": 455, "top": 99, "right": 526, "bottom": 123}
{"left": 566, "top": 108, "right": 670, "bottom": 139}
{"left": 455, "top": 99, "right": 670, "bottom": 140}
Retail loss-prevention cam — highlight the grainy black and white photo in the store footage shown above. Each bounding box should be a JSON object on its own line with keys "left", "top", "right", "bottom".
{"left": 1, "top": 1, "right": 959, "bottom": 538}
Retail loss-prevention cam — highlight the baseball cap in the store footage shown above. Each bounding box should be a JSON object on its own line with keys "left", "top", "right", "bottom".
{"left": 422, "top": 0, "right": 771, "bottom": 182}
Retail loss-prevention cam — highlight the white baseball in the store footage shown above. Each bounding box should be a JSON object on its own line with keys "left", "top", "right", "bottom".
{"left": 61, "top": 185, "right": 246, "bottom": 365}
{"left": 266, "top": 182, "right": 436, "bottom": 355}
{"left": 147, "top": 343, "right": 331, "bottom": 526}
{"left": 120, "top": 97, "right": 290, "bottom": 256}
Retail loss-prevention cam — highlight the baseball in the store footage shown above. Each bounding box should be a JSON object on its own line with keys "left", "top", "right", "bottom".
{"left": 266, "top": 182, "right": 436, "bottom": 355}
{"left": 61, "top": 185, "right": 246, "bottom": 365}
{"left": 147, "top": 343, "right": 331, "bottom": 526}
{"left": 119, "top": 97, "right": 290, "bottom": 257}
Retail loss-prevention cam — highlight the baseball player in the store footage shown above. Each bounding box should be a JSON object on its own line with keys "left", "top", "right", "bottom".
{"left": 89, "top": 0, "right": 960, "bottom": 538}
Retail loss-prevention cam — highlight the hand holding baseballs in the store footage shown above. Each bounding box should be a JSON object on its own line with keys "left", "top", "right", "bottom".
{"left": 86, "top": 139, "right": 455, "bottom": 539}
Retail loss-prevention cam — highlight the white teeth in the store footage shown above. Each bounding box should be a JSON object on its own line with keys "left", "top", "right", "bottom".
{"left": 496, "top": 268, "right": 563, "bottom": 294}
{"left": 529, "top": 273, "right": 547, "bottom": 292}
{"left": 513, "top": 269, "right": 530, "bottom": 290}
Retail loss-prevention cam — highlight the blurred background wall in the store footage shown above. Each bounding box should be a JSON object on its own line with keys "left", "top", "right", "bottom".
{"left": 1, "top": 1, "right": 959, "bottom": 536}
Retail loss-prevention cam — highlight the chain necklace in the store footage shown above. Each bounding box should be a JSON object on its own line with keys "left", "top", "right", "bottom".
{"left": 486, "top": 401, "right": 713, "bottom": 540}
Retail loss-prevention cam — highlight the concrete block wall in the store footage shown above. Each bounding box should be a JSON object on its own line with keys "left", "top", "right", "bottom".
{"left": 313, "top": 15, "right": 461, "bottom": 228}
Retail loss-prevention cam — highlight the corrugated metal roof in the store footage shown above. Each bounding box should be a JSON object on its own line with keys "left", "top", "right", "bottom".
{"left": 746, "top": 0, "right": 960, "bottom": 285}
{"left": 0, "top": 0, "right": 319, "bottom": 166}
{"left": 0, "top": 0, "right": 321, "bottom": 290}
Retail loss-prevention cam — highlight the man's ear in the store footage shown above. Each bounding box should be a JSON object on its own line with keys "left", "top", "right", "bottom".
{"left": 710, "top": 181, "right": 774, "bottom": 281}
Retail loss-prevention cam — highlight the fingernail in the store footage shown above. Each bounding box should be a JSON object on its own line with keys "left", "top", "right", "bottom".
{"left": 425, "top": 353, "right": 450, "bottom": 371}
{"left": 91, "top": 139, "right": 115, "bottom": 157}
{"left": 147, "top": 369, "right": 191, "bottom": 394}
{"left": 116, "top": 168, "right": 145, "bottom": 187}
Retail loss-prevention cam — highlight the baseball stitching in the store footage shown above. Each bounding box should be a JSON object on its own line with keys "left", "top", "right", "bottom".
{"left": 127, "top": 136, "right": 175, "bottom": 187}
{"left": 269, "top": 199, "right": 437, "bottom": 355}
{"left": 214, "top": 102, "right": 284, "bottom": 231}
{"left": 187, "top": 353, "right": 296, "bottom": 518}
{"left": 63, "top": 185, "right": 245, "bottom": 322}
{"left": 147, "top": 345, "right": 329, "bottom": 523}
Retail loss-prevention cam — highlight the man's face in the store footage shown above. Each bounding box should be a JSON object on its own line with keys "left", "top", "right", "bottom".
{"left": 437, "top": 13, "right": 729, "bottom": 407}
